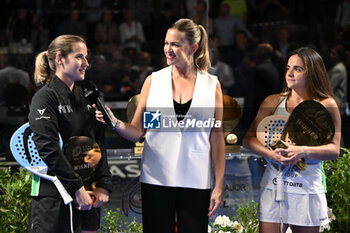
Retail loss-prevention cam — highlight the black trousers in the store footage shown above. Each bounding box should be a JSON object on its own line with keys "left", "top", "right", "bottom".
{"left": 141, "top": 183, "right": 211, "bottom": 233}
{"left": 28, "top": 196, "right": 100, "bottom": 233}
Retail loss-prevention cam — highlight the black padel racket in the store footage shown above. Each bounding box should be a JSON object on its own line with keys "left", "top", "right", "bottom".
{"left": 279, "top": 100, "right": 335, "bottom": 170}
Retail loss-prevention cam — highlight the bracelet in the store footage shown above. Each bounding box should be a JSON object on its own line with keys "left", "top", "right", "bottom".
{"left": 112, "top": 119, "right": 121, "bottom": 131}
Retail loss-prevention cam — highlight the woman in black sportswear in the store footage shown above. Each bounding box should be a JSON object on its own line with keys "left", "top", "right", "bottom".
{"left": 28, "top": 35, "right": 112, "bottom": 233}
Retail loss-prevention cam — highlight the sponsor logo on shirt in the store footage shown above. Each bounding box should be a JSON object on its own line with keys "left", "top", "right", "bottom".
{"left": 58, "top": 104, "right": 73, "bottom": 114}
{"left": 38, "top": 108, "right": 46, "bottom": 115}
{"left": 272, "top": 178, "right": 303, "bottom": 188}
{"left": 35, "top": 108, "right": 51, "bottom": 120}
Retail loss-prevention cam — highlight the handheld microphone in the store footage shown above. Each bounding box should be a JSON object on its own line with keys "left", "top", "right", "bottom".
{"left": 83, "top": 82, "right": 116, "bottom": 128}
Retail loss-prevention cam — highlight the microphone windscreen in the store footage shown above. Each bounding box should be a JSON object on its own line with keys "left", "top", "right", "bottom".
{"left": 82, "top": 82, "right": 115, "bottom": 128}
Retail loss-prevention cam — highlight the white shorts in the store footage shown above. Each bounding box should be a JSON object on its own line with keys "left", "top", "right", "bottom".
{"left": 258, "top": 188, "right": 329, "bottom": 226}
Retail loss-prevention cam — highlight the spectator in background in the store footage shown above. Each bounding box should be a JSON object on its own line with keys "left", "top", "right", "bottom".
{"left": 30, "top": 11, "right": 49, "bottom": 52}
{"left": 328, "top": 44, "right": 348, "bottom": 117}
{"left": 221, "top": 0, "right": 248, "bottom": 25}
{"left": 85, "top": 54, "right": 113, "bottom": 96}
{"left": 253, "top": 43, "right": 280, "bottom": 104}
{"left": 258, "top": 0, "right": 290, "bottom": 24}
{"left": 229, "top": 30, "right": 255, "bottom": 95}
{"left": 119, "top": 9, "right": 145, "bottom": 54}
{"left": 0, "top": 53, "right": 30, "bottom": 107}
{"left": 335, "top": 0, "right": 350, "bottom": 48}
{"left": 274, "top": 27, "right": 291, "bottom": 62}
{"left": 150, "top": 2, "right": 177, "bottom": 64}
{"left": 109, "top": 44, "right": 124, "bottom": 70}
{"left": 130, "top": 51, "right": 154, "bottom": 92}
{"left": 191, "top": 1, "right": 213, "bottom": 37}
{"left": 83, "top": 0, "right": 103, "bottom": 42}
{"left": 185, "top": 0, "right": 198, "bottom": 18}
{"left": 229, "top": 30, "right": 255, "bottom": 73}
{"left": 247, "top": 43, "right": 280, "bottom": 127}
{"left": 57, "top": 9, "right": 86, "bottom": 38}
{"left": 6, "top": 7, "right": 34, "bottom": 44}
{"left": 272, "top": 27, "right": 299, "bottom": 83}
{"left": 105, "top": 56, "right": 137, "bottom": 101}
{"left": 213, "top": 2, "right": 252, "bottom": 63}
{"left": 94, "top": 9, "right": 120, "bottom": 54}
{"left": 209, "top": 48, "right": 234, "bottom": 94}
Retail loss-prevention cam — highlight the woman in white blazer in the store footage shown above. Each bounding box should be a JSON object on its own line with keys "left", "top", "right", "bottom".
{"left": 95, "top": 18, "right": 225, "bottom": 233}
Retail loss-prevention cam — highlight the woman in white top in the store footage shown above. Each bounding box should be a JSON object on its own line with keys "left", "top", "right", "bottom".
{"left": 243, "top": 47, "right": 341, "bottom": 233}
{"left": 119, "top": 9, "right": 145, "bottom": 53}
{"left": 96, "top": 18, "right": 225, "bottom": 233}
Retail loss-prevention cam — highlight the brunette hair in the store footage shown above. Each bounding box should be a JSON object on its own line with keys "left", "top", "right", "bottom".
{"left": 282, "top": 47, "right": 334, "bottom": 100}
{"left": 170, "top": 18, "right": 210, "bottom": 72}
{"left": 34, "top": 35, "right": 86, "bottom": 84}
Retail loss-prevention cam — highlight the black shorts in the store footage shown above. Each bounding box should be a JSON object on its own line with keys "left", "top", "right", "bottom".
{"left": 28, "top": 196, "right": 100, "bottom": 233}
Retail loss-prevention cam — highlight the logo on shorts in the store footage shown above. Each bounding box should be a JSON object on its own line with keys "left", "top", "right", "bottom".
{"left": 143, "top": 110, "right": 161, "bottom": 129}
{"left": 272, "top": 178, "right": 277, "bottom": 185}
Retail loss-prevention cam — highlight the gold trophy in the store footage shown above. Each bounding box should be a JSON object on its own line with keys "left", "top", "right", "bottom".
{"left": 126, "top": 94, "right": 144, "bottom": 155}
{"left": 222, "top": 94, "right": 241, "bottom": 153}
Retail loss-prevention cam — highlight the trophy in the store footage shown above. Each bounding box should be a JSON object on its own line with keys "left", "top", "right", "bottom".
{"left": 64, "top": 136, "right": 101, "bottom": 190}
{"left": 222, "top": 94, "right": 241, "bottom": 153}
{"left": 126, "top": 94, "right": 144, "bottom": 155}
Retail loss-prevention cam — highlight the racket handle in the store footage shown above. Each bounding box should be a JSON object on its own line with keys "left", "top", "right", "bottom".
{"left": 53, "top": 178, "right": 73, "bottom": 205}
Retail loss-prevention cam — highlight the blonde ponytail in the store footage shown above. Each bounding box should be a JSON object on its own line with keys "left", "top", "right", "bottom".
{"left": 194, "top": 25, "right": 210, "bottom": 72}
{"left": 34, "top": 51, "right": 52, "bottom": 84}
{"left": 171, "top": 18, "right": 211, "bottom": 72}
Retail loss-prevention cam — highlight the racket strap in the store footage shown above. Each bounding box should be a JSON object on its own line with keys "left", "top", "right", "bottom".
{"left": 69, "top": 202, "right": 74, "bottom": 233}
{"left": 276, "top": 170, "right": 284, "bottom": 201}
{"left": 279, "top": 201, "right": 284, "bottom": 233}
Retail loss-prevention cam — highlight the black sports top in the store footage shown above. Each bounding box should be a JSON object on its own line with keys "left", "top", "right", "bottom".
{"left": 173, "top": 99, "right": 192, "bottom": 121}
{"left": 28, "top": 75, "right": 112, "bottom": 197}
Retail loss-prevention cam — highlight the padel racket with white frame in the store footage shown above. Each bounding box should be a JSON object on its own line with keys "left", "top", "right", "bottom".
{"left": 256, "top": 115, "right": 289, "bottom": 150}
{"left": 256, "top": 114, "right": 289, "bottom": 200}
{"left": 256, "top": 114, "right": 290, "bottom": 173}
{"left": 10, "top": 122, "right": 73, "bottom": 205}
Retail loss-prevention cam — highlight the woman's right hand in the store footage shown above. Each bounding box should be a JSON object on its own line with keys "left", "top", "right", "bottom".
{"left": 269, "top": 149, "right": 291, "bottom": 166}
{"left": 75, "top": 186, "right": 93, "bottom": 211}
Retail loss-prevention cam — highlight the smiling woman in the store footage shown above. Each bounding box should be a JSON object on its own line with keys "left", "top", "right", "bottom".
{"left": 94, "top": 18, "right": 226, "bottom": 233}
{"left": 34, "top": 35, "right": 89, "bottom": 89}
{"left": 28, "top": 35, "right": 112, "bottom": 233}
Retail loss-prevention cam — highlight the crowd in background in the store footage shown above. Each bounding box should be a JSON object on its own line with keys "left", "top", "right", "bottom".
{"left": 0, "top": 0, "right": 350, "bottom": 148}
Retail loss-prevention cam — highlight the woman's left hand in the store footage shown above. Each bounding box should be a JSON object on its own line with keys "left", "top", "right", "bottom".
{"left": 208, "top": 186, "right": 223, "bottom": 217}
{"left": 87, "top": 187, "right": 109, "bottom": 208}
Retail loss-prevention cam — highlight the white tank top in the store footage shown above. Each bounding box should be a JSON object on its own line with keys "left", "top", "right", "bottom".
{"left": 140, "top": 66, "right": 217, "bottom": 189}
{"left": 260, "top": 96, "right": 326, "bottom": 194}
